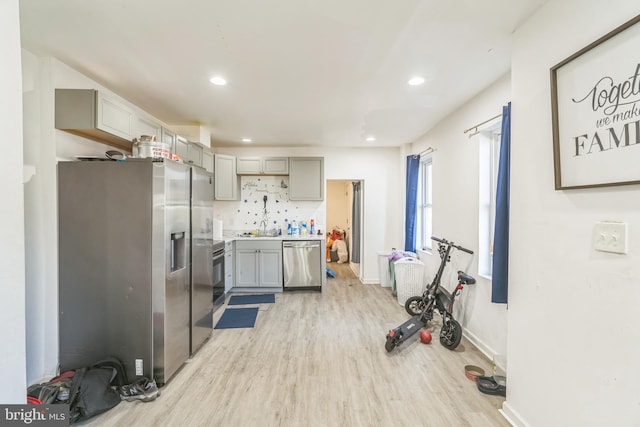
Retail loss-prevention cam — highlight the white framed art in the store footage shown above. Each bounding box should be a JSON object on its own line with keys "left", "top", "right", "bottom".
{"left": 551, "top": 14, "right": 640, "bottom": 190}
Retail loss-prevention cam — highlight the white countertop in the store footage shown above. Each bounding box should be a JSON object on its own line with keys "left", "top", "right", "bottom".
{"left": 229, "top": 234, "right": 324, "bottom": 241}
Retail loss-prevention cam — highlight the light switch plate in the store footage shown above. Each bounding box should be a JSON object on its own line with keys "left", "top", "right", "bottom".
{"left": 135, "top": 359, "right": 143, "bottom": 376}
{"left": 594, "top": 221, "right": 627, "bottom": 254}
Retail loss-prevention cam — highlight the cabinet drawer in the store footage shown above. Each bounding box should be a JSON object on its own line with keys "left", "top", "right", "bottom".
{"left": 235, "top": 240, "right": 282, "bottom": 251}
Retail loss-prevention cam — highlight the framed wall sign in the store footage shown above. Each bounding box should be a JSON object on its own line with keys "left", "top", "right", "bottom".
{"left": 551, "top": 14, "right": 640, "bottom": 190}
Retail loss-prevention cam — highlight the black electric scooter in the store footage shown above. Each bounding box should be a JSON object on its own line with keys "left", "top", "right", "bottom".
{"left": 385, "top": 236, "right": 475, "bottom": 352}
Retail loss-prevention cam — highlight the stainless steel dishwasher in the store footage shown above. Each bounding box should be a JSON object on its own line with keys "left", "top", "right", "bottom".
{"left": 283, "top": 240, "right": 322, "bottom": 290}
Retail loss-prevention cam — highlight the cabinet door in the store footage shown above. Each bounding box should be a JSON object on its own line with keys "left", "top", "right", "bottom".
{"left": 224, "top": 244, "right": 234, "bottom": 292}
{"left": 188, "top": 143, "right": 204, "bottom": 167}
{"left": 174, "top": 135, "right": 189, "bottom": 160}
{"left": 134, "top": 115, "right": 162, "bottom": 140}
{"left": 236, "top": 157, "right": 262, "bottom": 175}
{"left": 161, "top": 127, "right": 176, "bottom": 147}
{"left": 262, "top": 157, "right": 289, "bottom": 175}
{"left": 96, "top": 92, "right": 134, "bottom": 141}
{"left": 235, "top": 249, "right": 259, "bottom": 287}
{"left": 289, "top": 157, "right": 324, "bottom": 201}
{"left": 259, "top": 249, "right": 283, "bottom": 287}
{"left": 214, "top": 154, "right": 239, "bottom": 200}
{"left": 202, "top": 150, "right": 214, "bottom": 173}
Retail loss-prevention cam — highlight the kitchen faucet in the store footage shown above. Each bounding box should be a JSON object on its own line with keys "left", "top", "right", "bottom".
{"left": 260, "top": 195, "right": 269, "bottom": 234}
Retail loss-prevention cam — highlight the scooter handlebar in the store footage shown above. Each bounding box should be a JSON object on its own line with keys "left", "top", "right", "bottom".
{"left": 430, "top": 236, "right": 474, "bottom": 254}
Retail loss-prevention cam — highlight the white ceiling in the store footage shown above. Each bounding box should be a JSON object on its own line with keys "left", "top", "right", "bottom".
{"left": 19, "top": 0, "right": 547, "bottom": 148}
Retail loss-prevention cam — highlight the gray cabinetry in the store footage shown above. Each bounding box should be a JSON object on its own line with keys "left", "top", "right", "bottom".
{"left": 55, "top": 88, "right": 135, "bottom": 152}
{"left": 224, "top": 241, "right": 234, "bottom": 292}
{"left": 236, "top": 157, "right": 261, "bottom": 174}
{"left": 202, "top": 150, "right": 214, "bottom": 173}
{"left": 174, "top": 135, "right": 190, "bottom": 160}
{"left": 236, "top": 157, "right": 289, "bottom": 175}
{"left": 161, "top": 127, "right": 176, "bottom": 147}
{"left": 289, "top": 157, "right": 324, "bottom": 200}
{"left": 214, "top": 154, "right": 239, "bottom": 200}
{"left": 186, "top": 142, "right": 204, "bottom": 167}
{"left": 134, "top": 115, "right": 162, "bottom": 140}
{"left": 262, "top": 157, "right": 289, "bottom": 175}
{"left": 235, "top": 240, "right": 283, "bottom": 288}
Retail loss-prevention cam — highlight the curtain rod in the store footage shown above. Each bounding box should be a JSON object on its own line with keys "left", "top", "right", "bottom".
{"left": 418, "top": 147, "right": 434, "bottom": 156}
{"left": 463, "top": 113, "right": 502, "bottom": 135}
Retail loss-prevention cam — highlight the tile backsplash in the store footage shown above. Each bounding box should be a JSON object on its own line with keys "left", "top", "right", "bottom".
{"left": 214, "top": 175, "right": 326, "bottom": 235}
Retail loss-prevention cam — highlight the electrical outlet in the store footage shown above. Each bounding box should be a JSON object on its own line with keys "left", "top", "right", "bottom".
{"left": 135, "top": 359, "right": 143, "bottom": 376}
{"left": 594, "top": 221, "right": 627, "bottom": 254}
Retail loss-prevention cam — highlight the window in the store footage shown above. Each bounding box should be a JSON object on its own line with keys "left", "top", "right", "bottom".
{"left": 478, "top": 121, "right": 501, "bottom": 277}
{"left": 416, "top": 155, "right": 433, "bottom": 251}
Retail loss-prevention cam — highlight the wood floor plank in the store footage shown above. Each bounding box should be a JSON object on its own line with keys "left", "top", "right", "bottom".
{"left": 85, "top": 267, "right": 508, "bottom": 427}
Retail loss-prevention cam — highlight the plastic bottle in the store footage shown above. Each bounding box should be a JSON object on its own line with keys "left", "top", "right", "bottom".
{"left": 291, "top": 220, "right": 299, "bottom": 236}
{"left": 287, "top": 223, "right": 292, "bottom": 235}
{"left": 310, "top": 219, "right": 315, "bottom": 235}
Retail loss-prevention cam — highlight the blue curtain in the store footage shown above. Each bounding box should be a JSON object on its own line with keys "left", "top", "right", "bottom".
{"left": 351, "top": 181, "right": 361, "bottom": 263}
{"left": 492, "top": 103, "right": 511, "bottom": 304}
{"left": 404, "top": 155, "right": 420, "bottom": 252}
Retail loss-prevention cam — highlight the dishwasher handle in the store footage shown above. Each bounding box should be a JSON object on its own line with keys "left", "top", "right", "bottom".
{"left": 283, "top": 240, "right": 321, "bottom": 248}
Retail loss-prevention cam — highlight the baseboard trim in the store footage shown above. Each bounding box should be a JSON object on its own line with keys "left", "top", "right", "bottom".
{"left": 500, "top": 401, "right": 529, "bottom": 427}
{"left": 462, "top": 328, "right": 495, "bottom": 361}
{"left": 360, "top": 279, "right": 379, "bottom": 285}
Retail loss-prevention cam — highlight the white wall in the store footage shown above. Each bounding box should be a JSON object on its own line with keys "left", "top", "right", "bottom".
{"left": 214, "top": 147, "right": 403, "bottom": 283}
{"left": 410, "top": 75, "right": 511, "bottom": 359}
{"left": 0, "top": 0, "right": 27, "bottom": 403}
{"left": 505, "top": 2, "right": 640, "bottom": 426}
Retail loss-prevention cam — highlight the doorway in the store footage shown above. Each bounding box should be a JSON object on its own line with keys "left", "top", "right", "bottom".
{"left": 326, "top": 180, "right": 363, "bottom": 279}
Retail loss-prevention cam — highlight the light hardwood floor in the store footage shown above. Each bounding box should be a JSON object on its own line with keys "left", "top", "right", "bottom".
{"left": 85, "top": 263, "right": 508, "bottom": 427}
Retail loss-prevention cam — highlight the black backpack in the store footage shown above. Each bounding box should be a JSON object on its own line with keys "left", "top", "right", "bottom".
{"left": 67, "top": 357, "right": 129, "bottom": 424}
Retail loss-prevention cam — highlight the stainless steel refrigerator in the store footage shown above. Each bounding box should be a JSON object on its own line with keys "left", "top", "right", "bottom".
{"left": 189, "top": 166, "right": 221, "bottom": 355}
{"left": 58, "top": 158, "right": 214, "bottom": 385}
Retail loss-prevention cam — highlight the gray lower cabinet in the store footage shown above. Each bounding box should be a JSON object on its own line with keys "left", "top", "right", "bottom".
{"left": 235, "top": 240, "right": 282, "bottom": 287}
{"left": 214, "top": 154, "right": 239, "bottom": 200}
{"left": 289, "top": 157, "right": 324, "bottom": 200}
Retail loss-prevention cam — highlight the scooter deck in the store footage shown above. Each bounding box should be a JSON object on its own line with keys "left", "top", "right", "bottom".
{"left": 390, "top": 315, "right": 423, "bottom": 342}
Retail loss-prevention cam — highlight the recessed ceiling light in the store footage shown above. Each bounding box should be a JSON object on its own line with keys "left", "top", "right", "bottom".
{"left": 366, "top": 136, "right": 376, "bottom": 142}
{"left": 408, "top": 76, "right": 425, "bottom": 86}
{"left": 210, "top": 76, "right": 227, "bottom": 86}
{"left": 242, "top": 138, "right": 252, "bottom": 143}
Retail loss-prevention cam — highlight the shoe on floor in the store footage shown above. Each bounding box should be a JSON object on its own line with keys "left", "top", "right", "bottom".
{"left": 119, "top": 377, "right": 160, "bottom": 402}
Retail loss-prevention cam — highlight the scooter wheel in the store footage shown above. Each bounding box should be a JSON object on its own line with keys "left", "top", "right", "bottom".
{"left": 405, "top": 296, "right": 425, "bottom": 316}
{"left": 385, "top": 335, "right": 397, "bottom": 352}
{"left": 439, "top": 319, "right": 462, "bottom": 350}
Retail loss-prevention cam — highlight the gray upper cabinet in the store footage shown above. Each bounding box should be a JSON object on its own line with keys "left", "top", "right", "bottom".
{"left": 236, "top": 157, "right": 261, "bottom": 175}
{"left": 160, "top": 127, "right": 176, "bottom": 147}
{"left": 214, "top": 154, "right": 239, "bottom": 200}
{"left": 262, "top": 157, "right": 289, "bottom": 175}
{"left": 289, "top": 157, "right": 324, "bottom": 201}
{"left": 186, "top": 142, "right": 204, "bottom": 167}
{"left": 134, "top": 115, "right": 162, "bottom": 141}
{"left": 55, "top": 88, "right": 135, "bottom": 152}
{"left": 202, "top": 150, "right": 214, "bottom": 173}
{"left": 174, "top": 135, "right": 189, "bottom": 160}
{"left": 236, "top": 157, "right": 289, "bottom": 175}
